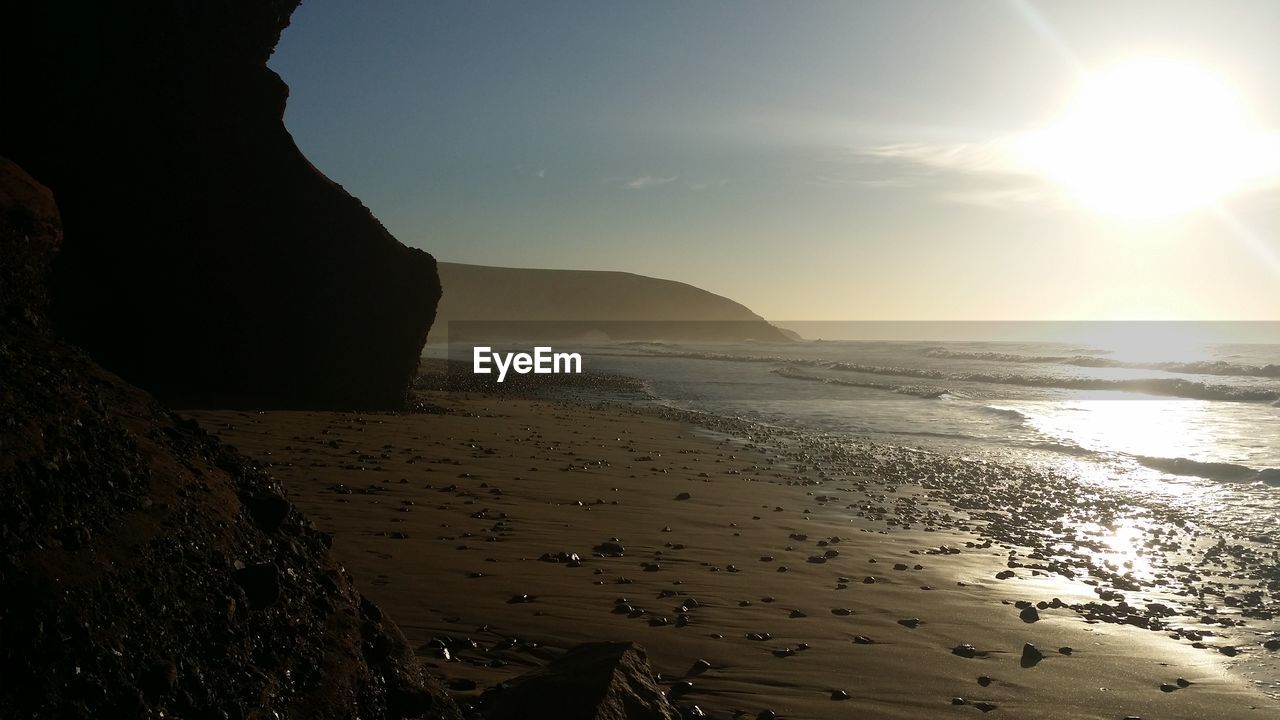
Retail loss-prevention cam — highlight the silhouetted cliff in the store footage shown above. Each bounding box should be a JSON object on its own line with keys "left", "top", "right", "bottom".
{"left": 0, "top": 157, "right": 461, "bottom": 719}
{"left": 431, "top": 263, "right": 792, "bottom": 343}
{"left": 0, "top": 1, "right": 439, "bottom": 409}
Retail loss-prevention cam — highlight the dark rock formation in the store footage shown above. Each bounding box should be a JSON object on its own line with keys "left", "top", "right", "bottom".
{"left": 0, "top": 1, "right": 439, "bottom": 409}
{"left": 431, "top": 262, "right": 792, "bottom": 343}
{"left": 0, "top": 157, "right": 460, "bottom": 719}
{"left": 480, "top": 642, "right": 678, "bottom": 720}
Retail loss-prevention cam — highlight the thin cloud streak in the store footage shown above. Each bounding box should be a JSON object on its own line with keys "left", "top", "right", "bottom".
{"left": 853, "top": 129, "right": 1280, "bottom": 211}
{"left": 856, "top": 140, "right": 1030, "bottom": 177}
{"left": 626, "top": 175, "right": 679, "bottom": 190}
{"left": 850, "top": 138, "right": 1058, "bottom": 209}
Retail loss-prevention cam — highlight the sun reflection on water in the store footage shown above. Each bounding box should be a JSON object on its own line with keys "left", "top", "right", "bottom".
{"left": 1074, "top": 520, "right": 1156, "bottom": 582}
{"left": 1027, "top": 397, "right": 1225, "bottom": 466}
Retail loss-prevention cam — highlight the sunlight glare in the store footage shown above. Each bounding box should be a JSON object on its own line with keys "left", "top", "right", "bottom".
{"left": 1018, "top": 58, "right": 1280, "bottom": 220}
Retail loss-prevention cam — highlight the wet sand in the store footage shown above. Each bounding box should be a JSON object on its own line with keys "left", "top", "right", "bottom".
{"left": 189, "top": 394, "right": 1276, "bottom": 719}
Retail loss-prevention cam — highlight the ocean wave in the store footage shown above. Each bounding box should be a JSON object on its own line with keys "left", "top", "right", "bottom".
{"left": 978, "top": 405, "right": 1027, "bottom": 421}
{"left": 770, "top": 367, "right": 951, "bottom": 399}
{"left": 1136, "top": 455, "right": 1280, "bottom": 486}
{"left": 818, "top": 362, "right": 1280, "bottom": 403}
{"left": 631, "top": 348, "right": 1280, "bottom": 403}
{"left": 891, "top": 429, "right": 987, "bottom": 441}
{"left": 923, "top": 347, "right": 1280, "bottom": 379}
{"left": 1024, "top": 440, "right": 1100, "bottom": 458}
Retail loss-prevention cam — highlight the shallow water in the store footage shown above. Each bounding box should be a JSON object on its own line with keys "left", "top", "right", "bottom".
{"left": 584, "top": 338, "right": 1280, "bottom": 535}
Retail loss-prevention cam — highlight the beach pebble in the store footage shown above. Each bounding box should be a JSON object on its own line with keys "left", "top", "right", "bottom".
{"left": 898, "top": 617, "right": 921, "bottom": 628}
{"left": 852, "top": 635, "right": 875, "bottom": 645}
{"left": 1021, "top": 643, "right": 1045, "bottom": 666}
{"left": 1019, "top": 606, "right": 1040, "bottom": 623}
{"left": 951, "top": 697, "right": 967, "bottom": 705}
{"left": 977, "top": 675, "right": 992, "bottom": 686}
{"left": 689, "top": 659, "right": 712, "bottom": 675}
{"left": 952, "top": 644, "right": 978, "bottom": 658}
{"left": 831, "top": 689, "right": 849, "bottom": 700}
{"left": 595, "top": 541, "right": 625, "bottom": 557}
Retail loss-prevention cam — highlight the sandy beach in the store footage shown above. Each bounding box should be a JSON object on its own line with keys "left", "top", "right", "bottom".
{"left": 189, "top": 394, "right": 1275, "bottom": 719}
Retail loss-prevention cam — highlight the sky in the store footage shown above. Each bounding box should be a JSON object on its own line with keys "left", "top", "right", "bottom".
{"left": 270, "top": 0, "right": 1280, "bottom": 321}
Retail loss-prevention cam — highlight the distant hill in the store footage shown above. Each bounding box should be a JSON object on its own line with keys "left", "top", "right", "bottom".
{"left": 428, "top": 262, "right": 793, "bottom": 343}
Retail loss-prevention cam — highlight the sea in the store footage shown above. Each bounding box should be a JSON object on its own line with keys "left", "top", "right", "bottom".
{"left": 578, "top": 325, "right": 1280, "bottom": 535}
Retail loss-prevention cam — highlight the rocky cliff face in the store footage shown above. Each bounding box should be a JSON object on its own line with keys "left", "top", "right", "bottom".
{"left": 0, "top": 1, "right": 439, "bottom": 409}
{"left": 0, "top": 157, "right": 460, "bottom": 719}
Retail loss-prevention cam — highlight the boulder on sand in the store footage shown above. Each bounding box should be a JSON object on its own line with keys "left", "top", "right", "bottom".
{"left": 480, "top": 641, "right": 678, "bottom": 720}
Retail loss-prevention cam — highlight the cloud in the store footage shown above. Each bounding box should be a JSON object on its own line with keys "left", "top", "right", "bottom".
{"left": 625, "top": 175, "right": 678, "bottom": 190}
{"left": 849, "top": 137, "right": 1064, "bottom": 210}
{"left": 855, "top": 139, "right": 1033, "bottom": 178}
{"left": 852, "top": 128, "right": 1280, "bottom": 213}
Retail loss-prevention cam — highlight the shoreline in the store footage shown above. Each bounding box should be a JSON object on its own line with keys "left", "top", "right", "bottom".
{"left": 189, "top": 390, "right": 1277, "bottom": 718}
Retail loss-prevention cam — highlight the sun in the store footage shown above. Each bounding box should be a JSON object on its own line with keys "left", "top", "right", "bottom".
{"left": 1018, "top": 58, "right": 1277, "bottom": 220}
